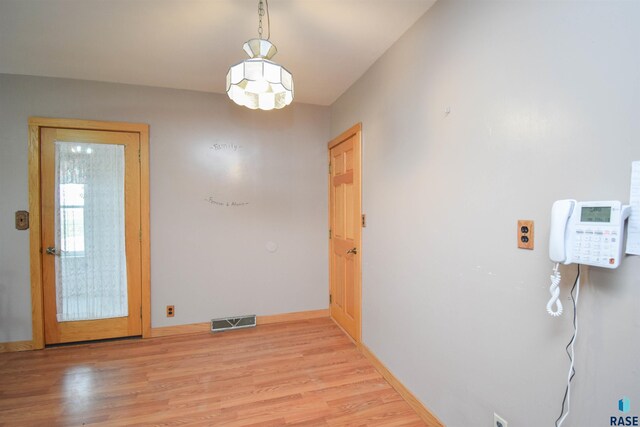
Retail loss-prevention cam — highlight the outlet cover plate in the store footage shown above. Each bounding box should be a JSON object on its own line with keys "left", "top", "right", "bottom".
{"left": 494, "top": 413, "right": 508, "bottom": 427}
{"left": 517, "top": 219, "right": 534, "bottom": 250}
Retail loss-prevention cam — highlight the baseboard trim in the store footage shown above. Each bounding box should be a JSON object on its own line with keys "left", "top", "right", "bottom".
{"left": 360, "top": 344, "right": 445, "bottom": 427}
{"left": 151, "top": 322, "right": 210, "bottom": 338}
{"left": 0, "top": 340, "right": 34, "bottom": 353}
{"left": 151, "top": 309, "right": 329, "bottom": 338}
{"left": 257, "top": 309, "right": 329, "bottom": 325}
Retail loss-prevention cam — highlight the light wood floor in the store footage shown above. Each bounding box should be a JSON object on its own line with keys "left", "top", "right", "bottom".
{"left": 0, "top": 318, "right": 426, "bottom": 426}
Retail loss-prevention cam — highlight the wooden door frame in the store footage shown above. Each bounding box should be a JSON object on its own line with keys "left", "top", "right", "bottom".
{"left": 328, "top": 123, "right": 362, "bottom": 343}
{"left": 27, "top": 117, "right": 151, "bottom": 349}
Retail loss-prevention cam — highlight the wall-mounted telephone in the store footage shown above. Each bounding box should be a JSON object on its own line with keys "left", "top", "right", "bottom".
{"left": 550, "top": 199, "right": 630, "bottom": 268}
{"left": 546, "top": 199, "right": 631, "bottom": 317}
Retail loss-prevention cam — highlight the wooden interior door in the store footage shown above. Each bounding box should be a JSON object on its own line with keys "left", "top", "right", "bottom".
{"left": 329, "top": 124, "right": 362, "bottom": 342}
{"left": 40, "top": 127, "right": 142, "bottom": 344}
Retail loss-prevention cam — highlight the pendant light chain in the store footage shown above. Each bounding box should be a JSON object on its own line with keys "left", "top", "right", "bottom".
{"left": 257, "top": 0, "right": 270, "bottom": 40}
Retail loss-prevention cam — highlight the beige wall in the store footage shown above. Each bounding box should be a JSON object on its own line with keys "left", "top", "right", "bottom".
{"left": 331, "top": 1, "right": 640, "bottom": 425}
{"left": 0, "top": 74, "right": 330, "bottom": 341}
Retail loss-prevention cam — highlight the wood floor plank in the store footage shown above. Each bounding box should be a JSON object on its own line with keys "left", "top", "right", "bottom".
{"left": 0, "top": 318, "right": 427, "bottom": 426}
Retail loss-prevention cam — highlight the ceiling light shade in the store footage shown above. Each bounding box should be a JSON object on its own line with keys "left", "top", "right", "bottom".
{"left": 225, "top": 0, "right": 294, "bottom": 111}
{"left": 226, "top": 39, "right": 294, "bottom": 110}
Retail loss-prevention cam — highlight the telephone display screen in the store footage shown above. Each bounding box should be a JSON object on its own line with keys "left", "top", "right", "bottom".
{"left": 581, "top": 206, "right": 611, "bottom": 223}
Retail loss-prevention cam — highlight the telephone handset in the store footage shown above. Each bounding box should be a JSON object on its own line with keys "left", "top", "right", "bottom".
{"left": 549, "top": 200, "right": 576, "bottom": 264}
{"left": 547, "top": 199, "right": 631, "bottom": 316}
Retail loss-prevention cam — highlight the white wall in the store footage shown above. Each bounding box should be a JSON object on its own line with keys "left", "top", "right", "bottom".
{"left": 0, "top": 74, "right": 329, "bottom": 341}
{"left": 331, "top": 1, "right": 640, "bottom": 426}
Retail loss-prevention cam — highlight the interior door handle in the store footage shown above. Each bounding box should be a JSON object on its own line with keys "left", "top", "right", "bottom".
{"left": 346, "top": 247, "right": 358, "bottom": 255}
{"left": 45, "top": 247, "right": 61, "bottom": 256}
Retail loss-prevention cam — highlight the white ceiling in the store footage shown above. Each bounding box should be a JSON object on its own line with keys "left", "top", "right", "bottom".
{"left": 0, "top": 0, "right": 436, "bottom": 106}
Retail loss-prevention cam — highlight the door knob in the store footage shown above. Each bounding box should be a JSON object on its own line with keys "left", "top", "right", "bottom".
{"left": 346, "top": 247, "right": 358, "bottom": 255}
{"left": 45, "top": 247, "right": 61, "bottom": 256}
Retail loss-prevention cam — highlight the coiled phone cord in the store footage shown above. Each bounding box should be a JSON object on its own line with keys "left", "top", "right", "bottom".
{"left": 547, "top": 263, "right": 563, "bottom": 316}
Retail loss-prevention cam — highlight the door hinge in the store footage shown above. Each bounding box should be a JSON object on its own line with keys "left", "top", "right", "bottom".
{"left": 329, "top": 162, "right": 331, "bottom": 174}
{"left": 139, "top": 229, "right": 142, "bottom": 241}
{"left": 138, "top": 147, "right": 141, "bottom": 163}
{"left": 329, "top": 229, "right": 332, "bottom": 239}
{"left": 361, "top": 214, "right": 367, "bottom": 227}
{"left": 329, "top": 294, "right": 332, "bottom": 304}
{"left": 140, "top": 306, "right": 142, "bottom": 319}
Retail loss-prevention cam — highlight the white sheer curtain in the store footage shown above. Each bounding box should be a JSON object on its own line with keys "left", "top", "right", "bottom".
{"left": 55, "top": 142, "right": 128, "bottom": 322}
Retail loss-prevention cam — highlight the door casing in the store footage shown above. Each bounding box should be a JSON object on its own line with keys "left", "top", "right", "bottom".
{"left": 28, "top": 117, "right": 151, "bottom": 349}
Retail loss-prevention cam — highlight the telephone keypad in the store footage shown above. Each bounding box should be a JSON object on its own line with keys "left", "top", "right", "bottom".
{"left": 571, "top": 227, "right": 619, "bottom": 267}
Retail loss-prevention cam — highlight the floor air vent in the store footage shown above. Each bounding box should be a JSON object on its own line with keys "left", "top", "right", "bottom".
{"left": 211, "top": 315, "right": 256, "bottom": 333}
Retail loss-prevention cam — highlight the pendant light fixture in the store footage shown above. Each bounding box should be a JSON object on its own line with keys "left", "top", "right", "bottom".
{"left": 226, "top": 0, "right": 294, "bottom": 111}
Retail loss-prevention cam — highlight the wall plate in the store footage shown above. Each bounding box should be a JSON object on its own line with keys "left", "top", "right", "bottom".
{"left": 517, "top": 219, "right": 534, "bottom": 250}
{"left": 494, "top": 412, "right": 508, "bottom": 427}
{"left": 15, "top": 210, "right": 29, "bottom": 230}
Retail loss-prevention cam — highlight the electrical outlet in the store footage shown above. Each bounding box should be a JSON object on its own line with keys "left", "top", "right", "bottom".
{"left": 517, "top": 219, "right": 534, "bottom": 250}
{"left": 166, "top": 305, "right": 175, "bottom": 317}
{"left": 494, "top": 413, "right": 508, "bottom": 427}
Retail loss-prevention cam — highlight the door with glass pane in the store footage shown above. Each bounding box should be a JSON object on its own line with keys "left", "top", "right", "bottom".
{"left": 40, "top": 128, "right": 142, "bottom": 344}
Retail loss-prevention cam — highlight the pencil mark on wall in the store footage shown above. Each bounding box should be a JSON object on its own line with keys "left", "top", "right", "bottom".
{"left": 205, "top": 196, "right": 249, "bottom": 207}
{"left": 210, "top": 143, "right": 242, "bottom": 152}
